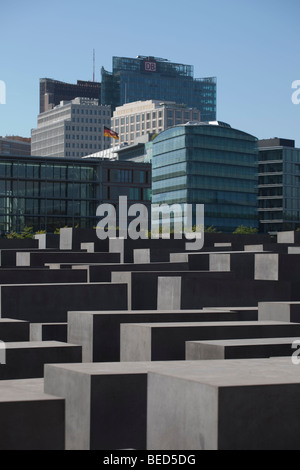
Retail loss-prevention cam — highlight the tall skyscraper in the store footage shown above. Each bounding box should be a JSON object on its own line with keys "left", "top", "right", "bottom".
{"left": 31, "top": 97, "right": 111, "bottom": 158}
{"left": 40, "top": 78, "right": 101, "bottom": 114}
{"left": 101, "top": 56, "right": 216, "bottom": 121}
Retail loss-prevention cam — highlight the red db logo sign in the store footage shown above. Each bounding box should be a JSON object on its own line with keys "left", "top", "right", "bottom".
{"left": 145, "top": 61, "right": 157, "bottom": 72}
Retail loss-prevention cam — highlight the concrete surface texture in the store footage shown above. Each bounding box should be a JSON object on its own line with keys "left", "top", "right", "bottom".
{"left": 185, "top": 337, "right": 300, "bottom": 360}
{"left": 0, "top": 231, "right": 300, "bottom": 449}
{"left": 120, "top": 321, "right": 300, "bottom": 362}
{"left": 147, "top": 358, "right": 300, "bottom": 450}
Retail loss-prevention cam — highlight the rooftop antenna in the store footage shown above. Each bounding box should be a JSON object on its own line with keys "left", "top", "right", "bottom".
{"left": 93, "top": 49, "right": 95, "bottom": 82}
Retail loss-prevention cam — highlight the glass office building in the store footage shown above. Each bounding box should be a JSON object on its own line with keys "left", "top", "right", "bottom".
{"left": 152, "top": 122, "right": 258, "bottom": 232}
{"left": 0, "top": 155, "right": 151, "bottom": 235}
{"left": 40, "top": 78, "right": 101, "bottom": 114}
{"left": 258, "top": 138, "right": 300, "bottom": 233}
{"left": 101, "top": 56, "right": 216, "bottom": 121}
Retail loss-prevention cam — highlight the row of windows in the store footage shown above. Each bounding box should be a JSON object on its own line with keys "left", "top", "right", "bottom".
{"left": 113, "top": 110, "right": 199, "bottom": 127}
{"left": 204, "top": 204, "right": 258, "bottom": 219}
{"left": 114, "top": 112, "right": 163, "bottom": 126}
{"left": 67, "top": 126, "right": 108, "bottom": 133}
{"left": 0, "top": 199, "right": 97, "bottom": 218}
{"left": 0, "top": 163, "right": 98, "bottom": 180}
{"left": 72, "top": 108, "right": 110, "bottom": 116}
{"left": 66, "top": 136, "right": 104, "bottom": 142}
{"left": 115, "top": 121, "right": 163, "bottom": 134}
{"left": 153, "top": 175, "right": 257, "bottom": 195}
{"left": 0, "top": 180, "right": 97, "bottom": 199}
{"left": 70, "top": 118, "right": 111, "bottom": 124}
{"left": 66, "top": 151, "right": 104, "bottom": 157}
{"left": 0, "top": 216, "right": 96, "bottom": 234}
{"left": 152, "top": 186, "right": 258, "bottom": 206}
{"left": 104, "top": 186, "right": 150, "bottom": 202}
{"left": 205, "top": 217, "right": 258, "bottom": 231}
{"left": 153, "top": 151, "right": 258, "bottom": 173}
{"left": 66, "top": 143, "right": 103, "bottom": 150}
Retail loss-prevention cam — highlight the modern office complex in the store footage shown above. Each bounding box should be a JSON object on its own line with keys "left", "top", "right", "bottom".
{"left": 0, "top": 136, "right": 31, "bottom": 156}
{"left": 31, "top": 97, "right": 111, "bottom": 158}
{"left": 258, "top": 138, "right": 300, "bottom": 233}
{"left": 0, "top": 154, "right": 151, "bottom": 235}
{"left": 101, "top": 56, "right": 216, "bottom": 121}
{"left": 152, "top": 122, "right": 258, "bottom": 232}
{"left": 111, "top": 100, "right": 201, "bottom": 146}
{"left": 40, "top": 78, "right": 101, "bottom": 114}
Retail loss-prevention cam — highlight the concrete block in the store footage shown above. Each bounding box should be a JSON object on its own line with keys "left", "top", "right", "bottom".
{"left": 209, "top": 253, "right": 230, "bottom": 272}
{"left": 81, "top": 243, "right": 94, "bottom": 253}
{"left": 0, "top": 318, "right": 29, "bottom": 342}
{"left": 0, "top": 283, "right": 128, "bottom": 322}
{"left": 255, "top": 253, "right": 300, "bottom": 281}
{"left": 120, "top": 321, "right": 300, "bottom": 362}
{"left": 169, "top": 253, "right": 189, "bottom": 263}
{"left": 0, "top": 239, "right": 39, "bottom": 250}
{"left": 214, "top": 243, "right": 232, "bottom": 247}
{"left": 0, "top": 268, "right": 87, "bottom": 284}
{"left": 34, "top": 234, "right": 59, "bottom": 249}
{"left": 255, "top": 254, "right": 279, "bottom": 281}
{"left": 134, "top": 249, "right": 150, "bottom": 264}
{"left": 0, "top": 341, "right": 82, "bottom": 380}
{"left": 157, "top": 277, "right": 181, "bottom": 310}
{"left": 16, "top": 252, "right": 31, "bottom": 267}
{"left": 207, "top": 306, "right": 258, "bottom": 321}
{"left": 109, "top": 237, "right": 124, "bottom": 263}
{"left": 67, "top": 309, "right": 240, "bottom": 362}
{"left": 72, "top": 228, "right": 109, "bottom": 252}
{"left": 89, "top": 261, "right": 189, "bottom": 283}
{"left": 244, "top": 245, "right": 264, "bottom": 252}
{"left": 26, "top": 251, "right": 120, "bottom": 267}
{"left": 147, "top": 359, "right": 300, "bottom": 450}
{"left": 258, "top": 302, "right": 300, "bottom": 323}
{"left": 111, "top": 272, "right": 132, "bottom": 309}
{"left": 60, "top": 227, "right": 73, "bottom": 250}
{"left": 130, "top": 271, "right": 237, "bottom": 311}
{"left": 277, "top": 231, "right": 300, "bottom": 244}
{"left": 180, "top": 275, "right": 297, "bottom": 309}
{"left": 34, "top": 234, "right": 46, "bottom": 250}
{"left": 0, "top": 341, "right": 5, "bottom": 364}
{"left": 288, "top": 247, "right": 300, "bottom": 254}
{"left": 30, "top": 323, "right": 68, "bottom": 342}
{"left": 44, "top": 361, "right": 205, "bottom": 450}
{"left": 0, "top": 379, "right": 65, "bottom": 450}
{"left": 186, "top": 337, "right": 299, "bottom": 360}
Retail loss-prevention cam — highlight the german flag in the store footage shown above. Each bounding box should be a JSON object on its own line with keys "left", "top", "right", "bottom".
{"left": 104, "top": 126, "right": 119, "bottom": 140}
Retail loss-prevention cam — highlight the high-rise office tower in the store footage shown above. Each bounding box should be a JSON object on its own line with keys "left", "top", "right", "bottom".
{"left": 101, "top": 56, "right": 216, "bottom": 121}
{"left": 40, "top": 78, "right": 101, "bottom": 114}
{"left": 31, "top": 97, "right": 111, "bottom": 158}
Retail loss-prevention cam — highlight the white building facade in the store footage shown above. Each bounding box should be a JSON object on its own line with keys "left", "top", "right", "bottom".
{"left": 111, "top": 100, "right": 201, "bottom": 146}
{"left": 31, "top": 97, "right": 111, "bottom": 158}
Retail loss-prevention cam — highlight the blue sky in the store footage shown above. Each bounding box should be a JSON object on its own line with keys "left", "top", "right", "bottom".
{"left": 0, "top": 0, "right": 299, "bottom": 144}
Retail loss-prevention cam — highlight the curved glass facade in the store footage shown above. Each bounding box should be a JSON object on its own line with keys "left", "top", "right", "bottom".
{"left": 152, "top": 124, "right": 258, "bottom": 232}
